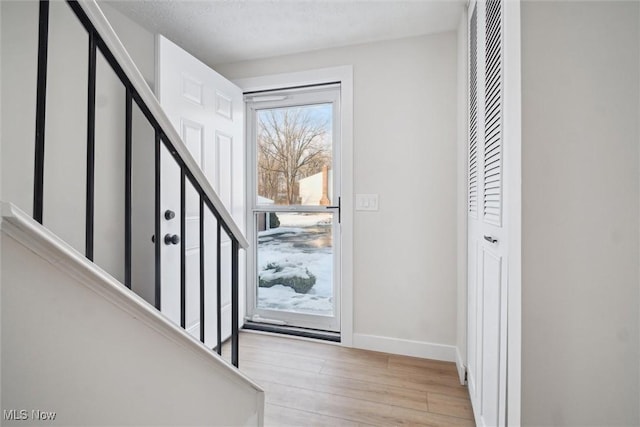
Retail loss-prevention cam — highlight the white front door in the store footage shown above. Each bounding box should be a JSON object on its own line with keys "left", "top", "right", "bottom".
{"left": 156, "top": 35, "right": 244, "bottom": 348}
{"left": 467, "top": 1, "right": 508, "bottom": 426}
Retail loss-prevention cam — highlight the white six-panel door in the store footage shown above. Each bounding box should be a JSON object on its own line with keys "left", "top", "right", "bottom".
{"left": 467, "top": 1, "right": 509, "bottom": 426}
{"left": 157, "top": 35, "right": 244, "bottom": 348}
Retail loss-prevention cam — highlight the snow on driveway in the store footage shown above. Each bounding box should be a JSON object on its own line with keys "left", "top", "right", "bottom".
{"left": 257, "top": 212, "right": 334, "bottom": 316}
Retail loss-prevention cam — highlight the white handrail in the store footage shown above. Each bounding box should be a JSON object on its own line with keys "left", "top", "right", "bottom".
{"left": 78, "top": 0, "right": 249, "bottom": 249}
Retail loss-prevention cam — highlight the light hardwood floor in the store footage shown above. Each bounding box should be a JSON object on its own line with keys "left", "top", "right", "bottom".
{"left": 222, "top": 332, "right": 475, "bottom": 426}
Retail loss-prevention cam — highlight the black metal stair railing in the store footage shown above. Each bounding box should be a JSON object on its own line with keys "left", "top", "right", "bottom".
{"left": 31, "top": 0, "right": 243, "bottom": 367}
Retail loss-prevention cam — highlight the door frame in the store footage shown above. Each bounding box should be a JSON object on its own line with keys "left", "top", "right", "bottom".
{"left": 503, "top": 0, "right": 522, "bottom": 423}
{"left": 246, "top": 86, "right": 342, "bottom": 332}
{"left": 234, "top": 66, "right": 354, "bottom": 346}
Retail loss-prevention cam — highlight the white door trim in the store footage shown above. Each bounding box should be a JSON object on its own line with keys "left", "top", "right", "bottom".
{"left": 234, "top": 66, "right": 354, "bottom": 346}
{"left": 503, "top": 0, "right": 522, "bottom": 424}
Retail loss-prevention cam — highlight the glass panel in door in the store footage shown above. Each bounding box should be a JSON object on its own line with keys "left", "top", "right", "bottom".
{"left": 249, "top": 86, "right": 340, "bottom": 332}
{"left": 256, "top": 212, "right": 334, "bottom": 316}
{"left": 256, "top": 104, "right": 333, "bottom": 207}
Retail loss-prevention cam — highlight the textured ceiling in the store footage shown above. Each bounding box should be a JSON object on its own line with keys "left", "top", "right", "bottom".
{"left": 103, "top": 0, "right": 464, "bottom": 66}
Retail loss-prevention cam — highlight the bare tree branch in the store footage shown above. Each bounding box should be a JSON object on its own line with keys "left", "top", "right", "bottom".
{"left": 257, "top": 107, "right": 331, "bottom": 204}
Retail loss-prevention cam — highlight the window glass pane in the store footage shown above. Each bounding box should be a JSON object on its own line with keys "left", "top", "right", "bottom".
{"left": 256, "top": 212, "right": 334, "bottom": 316}
{"left": 256, "top": 104, "right": 333, "bottom": 206}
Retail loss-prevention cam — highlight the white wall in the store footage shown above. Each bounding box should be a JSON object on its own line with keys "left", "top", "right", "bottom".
{"left": 98, "top": 2, "right": 155, "bottom": 90}
{"left": 299, "top": 170, "right": 333, "bottom": 206}
{"left": 217, "top": 33, "right": 459, "bottom": 357}
{"left": 1, "top": 0, "right": 37, "bottom": 215}
{"left": 1, "top": 0, "right": 157, "bottom": 303}
{"left": 521, "top": 1, "right": 640, "bottom": 425}
{"left": 43, "top": 0, "right": 91, "bottom": 257}
{"left": 98, "top": 1, "right": 157, "bottom": 304}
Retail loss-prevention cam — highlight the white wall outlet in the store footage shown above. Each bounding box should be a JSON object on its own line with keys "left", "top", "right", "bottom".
{"left": 355, "top": 194, "right": 379, "bottom": 211}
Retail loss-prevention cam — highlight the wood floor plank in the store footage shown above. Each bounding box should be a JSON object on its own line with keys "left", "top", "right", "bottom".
{"left": 225, "top": 344, "right": 326, "bottom": 373}
{"left": 241, "top": 361, "right": 388, "bottom": 402}
{"left": 240, "top": 332, "right": 390, "bottom": 369}
{"left": 384, "top": 384, "right": 429, "bottom": 412}
{"left": 239, "top": 332, "right": 343, "bottom": 356}
{"left": 427, "top": 392, "right": 475, "bottom": 420}
{"left": 320, "top": 362, "right": 470, "bottom": 398}
{"left": 387, "top": 358, "right": 459, "bottom": 379}
{"left": 240, "top": 359, "right": 430, "bottom": 412}
{"left": 264, "top": 404, "right": 361, "bottom": 427}
{"left": 388, "top": 353, "right": 458, "bottom": 372}
{"left": 322, "top": 358, "right": 462, "bottom": 388}
{"left": 262, "top": 380, "right": 407, "bottom": 426}
{"left": 389, "top": 405, "right": 476, "bottom": 427}
{"left": 224, "top": 332, "right": 474, "bottom": 425}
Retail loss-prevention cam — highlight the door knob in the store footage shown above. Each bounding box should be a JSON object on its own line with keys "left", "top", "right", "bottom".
{"left": 164, "top": 234, "right": 180, "bottom": 245}
{"left": 484, "top": 235, "right": 498, "bottom": 244}
{"left": 165, "top": 210, "right": 176, "bottom": 220}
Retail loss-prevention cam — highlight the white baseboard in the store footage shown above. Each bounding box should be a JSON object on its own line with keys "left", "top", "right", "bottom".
{"left": 352, "top": 333, "right": 456, "bottom": 362}
{"left": 456, "top": 346, "right": 466, "bottom": 385}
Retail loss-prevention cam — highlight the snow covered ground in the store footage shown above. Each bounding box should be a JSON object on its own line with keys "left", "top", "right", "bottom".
{"left": 257, "top": 212, "right": 334, "bottom": 316}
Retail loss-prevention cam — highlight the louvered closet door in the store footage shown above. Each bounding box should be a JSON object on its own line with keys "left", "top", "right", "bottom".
{"left": 467, "top": 1, "right": 508, "bottom": 426}
{"left": 483, "top": 0, "right": 503, "bottom": 226}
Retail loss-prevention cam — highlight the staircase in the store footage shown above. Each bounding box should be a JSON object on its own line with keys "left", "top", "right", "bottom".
{"left": 1, "top": 0, "right": 264, "bottom": 424}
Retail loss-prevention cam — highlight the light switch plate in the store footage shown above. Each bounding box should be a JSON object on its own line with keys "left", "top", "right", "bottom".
{"left": 355, "top": 194, "right": 379, "bottom": 211}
